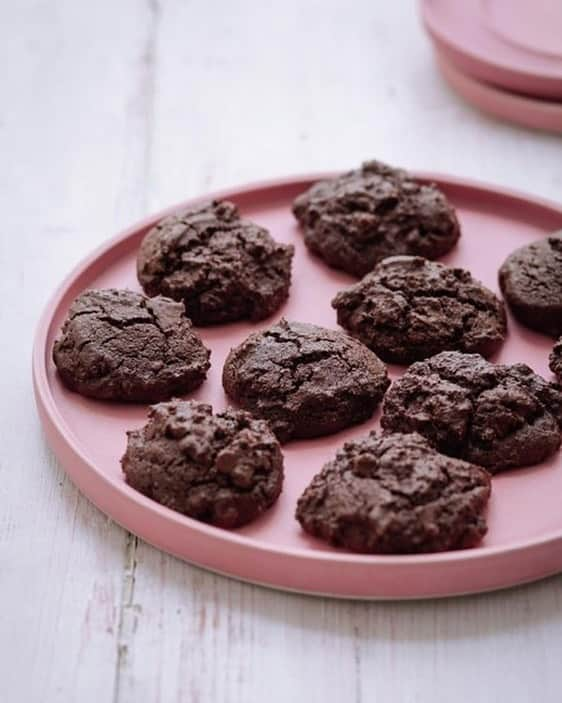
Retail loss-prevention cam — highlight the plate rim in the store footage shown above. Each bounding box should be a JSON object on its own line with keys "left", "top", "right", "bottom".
{"left": 436, "top": 52, "right": 562, "bottom": 112}
{"left": 32, "top": 172, "right": 562, "bottom": 595}
{"left": 421, "top": 0, "right": 562, "bottom": 91}
{"left": 434, "top": 49, "right": 562, "bottom": 134}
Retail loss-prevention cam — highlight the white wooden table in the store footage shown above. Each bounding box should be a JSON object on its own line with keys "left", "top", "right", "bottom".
{"left": 3, "top": 2, "right": 562, "bottom": 701}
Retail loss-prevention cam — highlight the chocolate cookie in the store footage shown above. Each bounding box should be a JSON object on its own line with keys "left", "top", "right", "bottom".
{"left": 499, "top": 232, "right": 562, "bottom": 337}
{"left": 53, "top": 289, "right": 210, "bottom": 402}
{"left": 292, "top": 160, "right": 460, "bottom": 277}
{"left": 332, "top": 256, "right": 507, "bottom": 363}
{"left": 222, "top": 319, "right": 390, "bottom": 442}
{"left": 122, "top": 400, "right": 283, "bottom": 528}
{"left": 296, "top": 431, "right": 491, "bottom": 554}
{"left": 381, "top": 351, "right": 562, "bottom": 473}
{"left": 550, "top": 337, "right": 562, "bottom": 380}
{"left": 137, "top": 200, "right": 294, "bottom": 325}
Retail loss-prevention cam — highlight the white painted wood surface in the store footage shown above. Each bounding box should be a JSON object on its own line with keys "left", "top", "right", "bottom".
{"left": 2, "top": 1, "right": 562, "bottom": 701}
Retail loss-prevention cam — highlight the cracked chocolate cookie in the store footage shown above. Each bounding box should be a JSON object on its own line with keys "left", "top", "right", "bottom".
{"left": 222, "top": 319, "right": 390, "bottom": 442}
{"left": 53, "top": 289, "right": 210, "bottom": 402}
{"left": 499, "top": 232, "right": 562, "bottom": 337}
{"left": 381, "top": 351, "right": 562, "bottom": 473}
{"left": 332, "top": 256, "right": 507, "bottom": 363}
{"left": 137, "top": 200, "right": 294, "bottom": 325}
{"left": 122, "top": 400, "right": 283, "bottom": 528}
{"left": 292, "top": 160, "right": 460, "bottom": 277}
{"left": 296, "top": 431, "right": 491, "bottom": 554}
{"left": 550, "top": 337, "right": 562, "bottom": 380}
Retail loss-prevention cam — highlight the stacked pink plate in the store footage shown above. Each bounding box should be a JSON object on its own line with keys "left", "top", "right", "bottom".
{"left": 421, "top": 0, "right": 562, "bottom": 133}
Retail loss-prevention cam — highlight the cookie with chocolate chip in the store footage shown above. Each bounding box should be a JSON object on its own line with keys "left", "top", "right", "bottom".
{"left": 381, "top": 351, "right": 562, "bottom": 473}
{"left": 292, "top": 160, "right": 460, "bottom": 277}
{"left": 122, "top": 400, "right": 284, "bottom": 528}
{"left": 332, "top": 256, "right": 507, "bottom": 363}
{"left": 137, "top": 200, "right": 294, "bottom": 325}
{"left": 296, "top": 431, "right": 491, "bottom": 553}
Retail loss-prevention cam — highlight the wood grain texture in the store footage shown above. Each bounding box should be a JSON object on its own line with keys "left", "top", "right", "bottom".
{"left": 1, "top": 1, "right": 562, "bottom": 702}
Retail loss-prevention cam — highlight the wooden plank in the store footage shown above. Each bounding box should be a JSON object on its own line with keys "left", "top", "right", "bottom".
{"left": 0, "top": 1, "right": 155, "bottom": 700}
{"left": 119, "top": 547, "right": 562, "bottom": 703}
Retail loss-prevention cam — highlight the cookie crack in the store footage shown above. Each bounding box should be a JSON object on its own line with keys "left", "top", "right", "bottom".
{"left": 140, "top": 299, "right": 169, "bottom": 337}
{"left": 258, "top": 327, "right": 359, "bottom": 382}
{"left": 374, "top": 276, "right": 499, "bottom": 318}
{"left": 140, "top": 299, "right": 202, "bottom": 371}
{"left": 67, "top": 308, "right": 101, "bottom": 322}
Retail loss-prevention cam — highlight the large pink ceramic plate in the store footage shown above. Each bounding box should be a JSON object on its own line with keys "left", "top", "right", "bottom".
{"left": 421, "top": 0, "right": 562, "bottom": 99}
{"left": 33, "top": 174, "right": 562, "bottom": 599}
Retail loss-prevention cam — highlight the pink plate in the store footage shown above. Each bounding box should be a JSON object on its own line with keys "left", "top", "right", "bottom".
{"left": 436, "top": 51, "right": 562, "bottom": 134}
{"left": 33, "top": 175, "right": 562, "bottom": 599}
{"left": 421, "top": 0, "right": 562, "bottom": 99}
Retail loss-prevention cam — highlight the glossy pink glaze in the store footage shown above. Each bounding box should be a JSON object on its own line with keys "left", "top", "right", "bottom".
{"left": 436, "top": 51, "right": 562, "bottom": 134}
{"left": 421, "top": 0, "right": 562, "bottom": 99}
{"left": 33, "top": 175, "right": 562, "bottom": 599}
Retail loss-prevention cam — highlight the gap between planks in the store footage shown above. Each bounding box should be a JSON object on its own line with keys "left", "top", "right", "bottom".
{"left": 113, "top": 534, "right": 140, "bottom": 703}
{"left": 112, "top": 0, "right": 160, "bottom": 699}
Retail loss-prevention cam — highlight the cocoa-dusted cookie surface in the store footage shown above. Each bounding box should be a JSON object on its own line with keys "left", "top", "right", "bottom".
{"left": 137, "top": 200, "right": 294, "bottom": 325}
{"left": 53, "top": 289, "right": 210, "bottom": 402}
{"left": 550, "top": 337, "right": 562, "bottom": 380}
{"left": 296, "top": 431, "right": 491, "bottom": 554}
{"left": 499, "top": 232, "right": 562, "bottom": 337}
{"left": 292, "top": 160, "right": 460, "bottom": 277}
{"left": 122, "top": 400, "right": 283, "bottom": 528}
{"left": 222, "top": 319, "right": 390, "bottom": 442}
{"left": 332, "top": 256, "right": 507, "bottom": 363}
{"left": 381, "top": 351, "right": 562, "bottom": 473}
